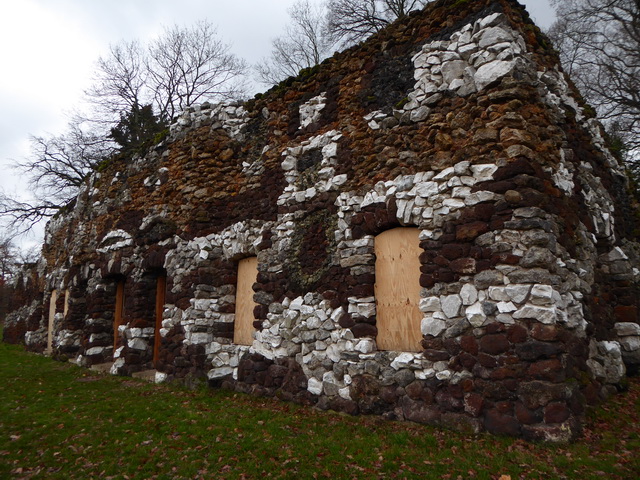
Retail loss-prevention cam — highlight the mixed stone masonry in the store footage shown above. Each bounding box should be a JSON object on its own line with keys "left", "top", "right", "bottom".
{"left": 4, "top": 0, "right": 640, "bottom": 442}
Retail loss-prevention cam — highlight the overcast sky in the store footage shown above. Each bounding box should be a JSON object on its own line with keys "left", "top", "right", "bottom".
{"left": 0, "top": 0, "right": 555, "bottom": 248}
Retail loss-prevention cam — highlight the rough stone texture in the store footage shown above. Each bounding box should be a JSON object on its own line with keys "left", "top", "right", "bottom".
{"left": 3, "top": 0, "right": 639, "bottom": 442}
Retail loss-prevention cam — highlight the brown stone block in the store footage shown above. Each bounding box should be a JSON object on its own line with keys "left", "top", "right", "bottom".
{"left": 458, "top": 352, "right": 477, "bottom": 369}
{"left": 441, "top": 413, "right": 483, "bottom": 435}
{"left": 450, "top": 258, "right": 476, "bottom": 274}
{"left": 338, "top": 312, "right": 355, "bottom": 328}
{"left": 493, "top": 158, "right": 536, "bottom": 181}
{"left": 464, "top": 393, "right": 484, "bottom": 417}
{"left": 614, "top": 305, "right": 638, "bottom": 323}
{"left": 351, "top": 323, "right": 377, "bottom": 338}
{"left": 460, "top": 335, "right": 479, "bottom": 354}
{"left": 435, "top": 389, "right": 463, "bottom": 411}
{"left": 423, "top": 348, "right": 450, "bottom": 361}
{"left": 515, "top": 402, "right": 542, "bottom": 424}
{"left": 329, "top": 397, "right": 359, "bottom": 416}
{"left": 483, "top": 409, "right": 521, "bottom": 437}
{"left": 544, "top": 402, "right": 571, "bottom": 424}
{"left": 402, "top": 397, "right": 441, "bottom": 425}
{"left": 479, "top": 334, "right": 510, "bottom": 355}
{"left": 507, "top": 324, "right": 528, "bottom": 343}
{"left": 516, "top": 341, "right": 563, "bottom": 361}
{"left": 456, "top": 221, "right": 489, "bottom": 242}
{"left": 420, "top": 273, "right": 435, "bottom": 288}
{"left": 478, "top": 353, "right": 498, "bottom": 368}
{"left": 433, "top": 255, "right": 450, "bottom": 267}
{"left": 486, "top": 322, "right": 505, "bottom": 334}
{"left": 527, "top": 358, "right": 565, "bottom": 382}
{"left": 531, "top": 324, "right": 560, "bottom": 341}
{"left": 434, "top": 269, "right": 455, "bottom": 283}
{"left": 441, "top": 243, "right": 466, "bottom": 260}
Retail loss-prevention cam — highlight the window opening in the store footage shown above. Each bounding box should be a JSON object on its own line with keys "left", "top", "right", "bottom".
{"left": 113, "top": 280, "right": 125, "bottom": 354}
{"left": 153, "top": 274, "right": 167, "bottom": 367}
{"left": 374, "top": 228, "right": 423, "bottom": 352}
{"left": 46, "top": 289, "right": 58, "bottom": 355}
{"left": 234, "top": 257, "right": 258, "bottom": 345}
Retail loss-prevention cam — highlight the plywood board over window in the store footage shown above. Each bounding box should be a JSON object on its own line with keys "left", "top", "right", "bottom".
{"left": 234, "top": 257, "right": 258, "bottom": 345}
{"left": 374, "top": 228, "right": 423, "bottom": 352}
{"left": 46, "top": 290, "right": 58, "bottom": 355}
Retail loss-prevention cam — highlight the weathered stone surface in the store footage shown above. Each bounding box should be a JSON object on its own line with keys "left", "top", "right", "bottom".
{"left": 4, "top": 0, "right": 639, "bottom": 445}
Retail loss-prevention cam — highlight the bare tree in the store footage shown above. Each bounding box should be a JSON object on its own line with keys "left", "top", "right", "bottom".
{"left": 325, "top": 0, "right": 429, "bottom": 47}
{"left": 88, "top": 20, "right": 247, "bottom": 125}
{"left": 2, "top": 20, "right": 247, "bottom": 233}
{"left": 255, "top": 0, "right": 333, "bottom": 85}
{"left": 86, "top": 40, "right": 148, "bottom": 127}
{"left": 1, "top": 118, "right": 114, "bottom": 232}
{"left": 548, "top": 0, "right": 640, "bottom": 154}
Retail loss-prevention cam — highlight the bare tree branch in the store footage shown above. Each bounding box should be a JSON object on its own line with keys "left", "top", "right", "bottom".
{"left": 255, "top": 0, "right": 333, "bottom": 86}
{"left": 325, "top": 0, "right": 429, "bottom": 47}
{"left": 548, "top": 0, "right": 640, "bottom": 153}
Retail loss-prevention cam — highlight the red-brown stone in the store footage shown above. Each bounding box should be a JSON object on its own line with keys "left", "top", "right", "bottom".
{"left": 479, "top": 334, "right": 510, "bottom": 355}
{"left": 456, "top": 221, "right": 490, "bottom": 242}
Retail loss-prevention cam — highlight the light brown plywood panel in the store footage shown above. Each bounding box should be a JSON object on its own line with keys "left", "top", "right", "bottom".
{"left": 374, "top": 228, "right": 423, "bottom": 352}
{"left": 63, "top": 289, "right": 70, "bottom": 317}
{"left": 46, "top": 290, "right": 58, "bottom": 355}
{"left": 234, "top": 257, "right": 258, "bottom": 345}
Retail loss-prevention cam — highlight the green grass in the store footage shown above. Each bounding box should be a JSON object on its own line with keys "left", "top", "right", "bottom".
{"left": 0, "top": 340, "right": 638, "bottom": 479}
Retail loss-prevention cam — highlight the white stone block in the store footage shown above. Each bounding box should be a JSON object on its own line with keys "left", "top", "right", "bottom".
{"left": 391, "top": 352, "right": 416, "bottom": 370}
{"left": 128, "top": 338, "right": 147, "bottom": 351}
{"left": 497, "top": 301, "right": 517, "bottom": 313}
{"left": 488, "top": 286, "right": 509, "bottom": 302}
{"left": 441, "top": 294, "right": 462, "bottom": 318}
{"left": 307, "top": 377, "right": 323, "bottom": 395}
{"left": 530, "top": 285, "right": 555, "bottom": 306}
{"left": 513, "top": 305, "right": 557, "bottom": 324}
{"left": 85, "top": 346, "right": 105, "bottom": 356}
{"left": 420, "top": 296, "right": 441, "bottom": 312}
{"left": 355, "top": 338, "right": 375, "bottom": 354}
{"left": 470, "top": 164, "right": 498, "bottom": 182}
{"left": 615, "top": 322, "right": 640, "bottom": 337}
{"left": 338, "top": 387, "right": 352, "bottom": 400}
{"left": 465, "top": 302, "right": 486, "bottom": 327}
{"left": 421, "top": 316, "right": 446, "bottom": 337}
{"left": 505, "top": 284, "right": 531, "bottom": 304}
{"left": 474, "top": 60, "right": 516, "bottom": 90}
{"left": 460, "top": 284, "right": 478, "bottom": 305}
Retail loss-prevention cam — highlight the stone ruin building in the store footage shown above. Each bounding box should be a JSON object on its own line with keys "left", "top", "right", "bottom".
{"left": 3, "top": 0, "right": 640, "bottom": 442}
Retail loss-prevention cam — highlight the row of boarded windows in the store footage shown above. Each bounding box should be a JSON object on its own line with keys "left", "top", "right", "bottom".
{"left": 46, "top": 227, "right": 424, "bottom": 360}
{"left": 232, "top": 228, "right": 424, "bottom": 352}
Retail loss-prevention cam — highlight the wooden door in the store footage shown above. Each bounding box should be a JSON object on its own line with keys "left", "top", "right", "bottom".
{"left": 234, "top": 257, "right": 258, "bottom": 345}
{"left": 374, "top": 228, "right": 423, "bottom": 352}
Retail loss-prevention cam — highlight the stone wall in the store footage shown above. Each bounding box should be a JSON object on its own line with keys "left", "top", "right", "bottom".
{"left": 3, "top": 0, "right": 640, "bottom": 442}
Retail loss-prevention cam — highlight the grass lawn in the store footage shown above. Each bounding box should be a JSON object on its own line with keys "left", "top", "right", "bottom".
{"left": 0, "top": 339, "right": 638, "bottom": 480}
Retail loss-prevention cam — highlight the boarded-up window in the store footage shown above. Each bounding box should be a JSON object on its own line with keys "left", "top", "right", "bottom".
{"left": 374, "top": 228, "right": 423, "bottom": 352}
{"left": 46, "top": 290, "right": 58, "bottom": 355}
{"left": 153, "top": 274, "right": 167, "bottom": 367}
{"left": 63, "top": 289, "right": 70, "bottom": 317}
{"left": 234, "top": 257, "right": 258, "bottom": 345}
